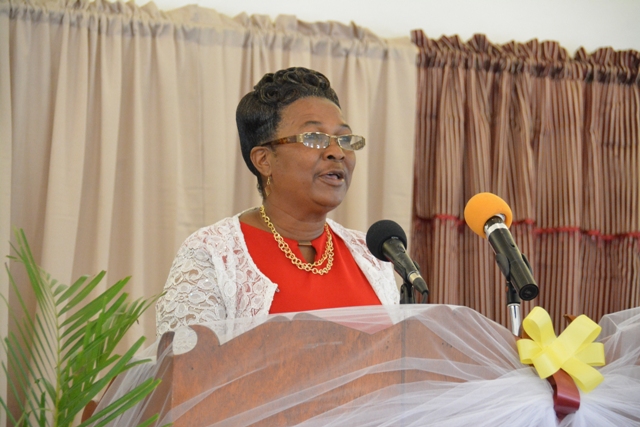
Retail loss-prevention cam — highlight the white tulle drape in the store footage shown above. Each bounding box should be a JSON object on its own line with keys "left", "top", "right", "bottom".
{"left": 95, "top": 305, "right": 640, "bottom": 427}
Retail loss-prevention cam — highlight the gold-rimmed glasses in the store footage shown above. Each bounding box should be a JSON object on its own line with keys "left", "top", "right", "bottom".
{"left": 260, "top": 132, "right": 366, "bottom": 151}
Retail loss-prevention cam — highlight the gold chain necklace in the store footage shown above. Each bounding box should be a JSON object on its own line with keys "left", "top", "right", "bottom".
{"left": 259, "top": 205, "right": 334, "bottom": 275}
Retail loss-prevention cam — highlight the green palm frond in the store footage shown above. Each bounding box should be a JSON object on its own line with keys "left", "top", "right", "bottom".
{"left": 1, "top": 229, "right": 165, "bottom": 427}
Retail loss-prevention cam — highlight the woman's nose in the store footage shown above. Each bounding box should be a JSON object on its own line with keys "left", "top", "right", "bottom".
{"left": 324, "top": 138, "right": 345, "bottom": 160}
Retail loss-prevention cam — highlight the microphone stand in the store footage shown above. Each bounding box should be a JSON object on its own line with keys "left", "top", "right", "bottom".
{"left": 400, "top": 280, "right": 414, "bottom": 304}
{"left": 506, "top": 253, "right": 536, "bottom": 337}
{"left": 399, "top": 260, "right": 429, "bottom": 304}
{"left": 506, "top": 280, "right": 522, "bottom": 337}
{"left": 490, "top": 242, "right": 533, "bottom": 336}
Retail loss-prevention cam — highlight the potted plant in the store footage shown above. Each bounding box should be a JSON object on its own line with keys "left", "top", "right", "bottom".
{"left": 1, "top": 229, "right": 164, "bottom": 427}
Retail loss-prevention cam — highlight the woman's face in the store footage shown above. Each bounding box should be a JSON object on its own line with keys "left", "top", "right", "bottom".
{"left": 267, "top": 96, "right": 357, "bottom": 215}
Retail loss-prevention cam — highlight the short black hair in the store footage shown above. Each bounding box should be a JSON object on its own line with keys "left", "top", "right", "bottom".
{"left": 236, "top": 67, "right": 340, "bottom": 196}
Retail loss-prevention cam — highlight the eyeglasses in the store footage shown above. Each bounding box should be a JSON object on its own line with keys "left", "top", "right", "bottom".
{"left": 260, "top": 132, "right": 366, "bottom": 151}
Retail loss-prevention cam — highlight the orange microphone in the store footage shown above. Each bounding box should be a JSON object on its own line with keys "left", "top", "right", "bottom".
{"left": 464, "top": 193, "right": 538, "bottom": 301}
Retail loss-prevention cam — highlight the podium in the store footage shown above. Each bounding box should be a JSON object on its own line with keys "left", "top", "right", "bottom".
{"left": 95, "top": 305, "right": 640, "bottom": 427}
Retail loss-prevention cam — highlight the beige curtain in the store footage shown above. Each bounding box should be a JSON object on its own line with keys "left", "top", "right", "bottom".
{"left": 411, "top": 30, "right": 640, "bottom": 331}
{"left": 0, "top": 0, "right": 417, "bottom": 387}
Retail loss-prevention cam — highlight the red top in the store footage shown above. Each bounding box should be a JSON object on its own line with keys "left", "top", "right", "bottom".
{"left": 240, "top": 222, "right": 382, "bottom": 314}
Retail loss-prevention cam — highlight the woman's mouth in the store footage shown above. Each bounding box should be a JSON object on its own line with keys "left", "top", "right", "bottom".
{"left": 319, "top": 170, "right": 346, "bottom": 184}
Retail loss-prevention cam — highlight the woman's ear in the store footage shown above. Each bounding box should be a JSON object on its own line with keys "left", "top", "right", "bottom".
{"left": 250, "top": 146, "right": 273, "bottom": 177}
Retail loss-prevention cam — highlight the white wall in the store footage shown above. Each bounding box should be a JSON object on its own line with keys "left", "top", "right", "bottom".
{"left": 146, "top": 0, "right": 640, "bottom": 54}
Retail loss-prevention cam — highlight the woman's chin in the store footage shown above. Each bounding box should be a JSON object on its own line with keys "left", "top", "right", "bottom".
{"left": 311, "top": 192, "right": 348, "bottom": 212}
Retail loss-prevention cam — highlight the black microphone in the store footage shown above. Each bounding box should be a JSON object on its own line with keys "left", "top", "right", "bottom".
{"left": 366, "top": 220, "right": 429, "bottom": 298}
{"left": 464, "top": 193, "right": 539, "bottom": 301}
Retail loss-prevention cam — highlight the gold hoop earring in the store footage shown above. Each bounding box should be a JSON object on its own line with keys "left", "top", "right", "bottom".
{"left": 264, "top": 176, "right": 272, "bottom": 197}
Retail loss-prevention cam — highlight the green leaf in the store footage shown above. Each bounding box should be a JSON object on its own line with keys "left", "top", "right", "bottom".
{"left": 37, "top": 390, "right": 46, "bottom": 427}
{"left": 52, "top": 282, "right": 69, "bottom": 297}
{"left": 1, "top": 359, "right": 28, "bottom": 420}
{"left": 60, "top": 279, "right": 129, "bottom": 332}
{"left": 78, "top": 378, "right": 163, "bottom": 427}
{"left": 61, "top": 337, "right": 148, "bottom": 423}
{"left": 61, "top": 293, "right": 129, "bottom": 353}
{"left": 55, "top": 275, "right": 88, "bottom": 306}
{"left": 58, "top": 271, "right": 107, "bottom": 316}
{"left": 0, "top": 392, "right": 20, "bottom": 425}
{"left": 5, "top": 335, "right": 44, "bottom": 401}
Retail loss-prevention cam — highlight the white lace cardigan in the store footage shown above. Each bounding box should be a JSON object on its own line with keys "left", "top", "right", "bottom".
{"left": 156, "top": 213, "right": 400, "bottom": 336}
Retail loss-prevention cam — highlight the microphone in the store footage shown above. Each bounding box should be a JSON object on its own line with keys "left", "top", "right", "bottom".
{"left": 464, "top": 193, "right": 539, "bottom": 301}
{"left": 366, "top": 220, "right": 429, "bottom": 298}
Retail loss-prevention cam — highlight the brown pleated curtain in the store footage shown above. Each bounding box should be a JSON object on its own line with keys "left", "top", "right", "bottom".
{"left": 410, "top": 30, "right": 640, "bottom": 331}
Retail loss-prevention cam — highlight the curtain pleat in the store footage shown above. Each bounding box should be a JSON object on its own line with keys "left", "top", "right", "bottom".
{"left": 411, "top": 30, "right": 640, "bottom": 331}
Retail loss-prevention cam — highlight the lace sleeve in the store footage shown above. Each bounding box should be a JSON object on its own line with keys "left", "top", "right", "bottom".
{"left": 156, "top": 233, "right": 227, "bottom": 336}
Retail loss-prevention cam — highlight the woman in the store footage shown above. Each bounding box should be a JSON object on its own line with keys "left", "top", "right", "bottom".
{"left": 156, "top": 67, "right": 399, "bottom": 336}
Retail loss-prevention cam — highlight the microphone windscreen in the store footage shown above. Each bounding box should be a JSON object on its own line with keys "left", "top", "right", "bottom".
{"left": 366, "top": 220, "right": 407, "bottom": 261}
{"left": 464, "top": 192, "right": 513, "bottom": 238}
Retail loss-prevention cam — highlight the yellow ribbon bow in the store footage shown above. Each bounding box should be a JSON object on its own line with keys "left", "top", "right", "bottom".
{"left": 517, "top": 306, "right": 606, "bottom": 393}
